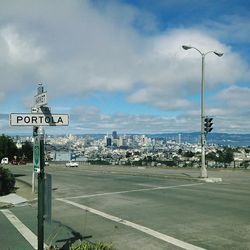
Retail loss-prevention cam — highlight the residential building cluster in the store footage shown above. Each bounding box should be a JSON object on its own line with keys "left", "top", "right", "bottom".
{"left": 9, "top": 131, "right": 250, "bottom": 168}
{"left": 24, "top": 131, "right": 249, "bottom": 168}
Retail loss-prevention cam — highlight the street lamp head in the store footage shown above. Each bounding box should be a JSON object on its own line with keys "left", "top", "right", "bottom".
{"left": 182, "top": 45, "right": 192, "bottom": 50}
{"left": 213, "top": 51, "right": 223, "bottom": 57}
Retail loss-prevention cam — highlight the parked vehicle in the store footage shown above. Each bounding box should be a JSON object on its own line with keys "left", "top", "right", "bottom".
{"left": 65, "top": 161, "right": 79, "bottom": 167}
{"left": 19, "top": 160, "right": 27, "bottom": 165}
{"left": 1, "top": 157, "right": 9, "bottom": 165}
{"left": 10, "top": 159, "right": 27, "bottom": 165}
{"left": 11, "top": 160, "right": 19, "bottom": 165}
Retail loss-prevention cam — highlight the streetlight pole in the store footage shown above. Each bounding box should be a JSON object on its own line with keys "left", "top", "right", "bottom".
{"left": 182, "top": 45, "right": 223, "bottom": 178}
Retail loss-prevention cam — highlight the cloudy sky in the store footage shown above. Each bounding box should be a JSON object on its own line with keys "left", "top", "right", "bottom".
{"left": 1, "top": 0, "right": 250, "bottom": 135}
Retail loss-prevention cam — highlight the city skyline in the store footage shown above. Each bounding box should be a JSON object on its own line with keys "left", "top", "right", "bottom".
{"left": 0, "top": 0, "right": 250, "bottom": 135}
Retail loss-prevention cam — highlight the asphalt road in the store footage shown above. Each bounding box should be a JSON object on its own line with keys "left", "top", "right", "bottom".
{"left": 1, "top": 164, "right": 250, "bottom": 250}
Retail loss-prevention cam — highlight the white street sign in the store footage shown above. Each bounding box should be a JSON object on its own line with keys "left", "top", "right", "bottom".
{"left": 10, "top": 113, "right": 69, "bottom": 126}
{"left": 34, "top": 92, "right": 48, "bottom": 107}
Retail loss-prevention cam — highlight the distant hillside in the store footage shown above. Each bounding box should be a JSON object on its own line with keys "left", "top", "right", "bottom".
{"left": 79, "top": 132, "right": 250, "bottom": 147}
{"left": 148, "top": 132, "right": 250, "bottom": 147}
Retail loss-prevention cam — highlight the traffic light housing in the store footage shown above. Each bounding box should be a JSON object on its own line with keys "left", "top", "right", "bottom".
{"left": 204, "top": 117, "right": 213, "bottom": 133}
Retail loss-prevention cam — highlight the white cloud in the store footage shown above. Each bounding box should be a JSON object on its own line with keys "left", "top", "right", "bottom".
{"left": 126, "top": 29, "right": 250, "bottom": 111}
{"left": 187, "top": 85, "right": 250, "bottom": 133}
{"left": 0, "top": 92, "right": 5, "bottom": 103}
{"left": 127, "top": 87, "right": 193, "bottom": 110}
{"left": 1, "top": 25, "right": 46, "bottom": 64}
{"left": 201, "top": 15, "right": 250, "bottom": 44}
{"left": 0, "top": 1, "right": 142, "bottom": 96}
{"left": 70, "top": 106, "right": 199, "bottom": 133}
{"left": 0, "top": 1, "right": 248, "bottom": 101}
{"left": 214, "top": 85, "right": 250, "bottom": 109}
{"left": 0, "top": 1, "right": 250, "bottom": 133}
{"left": 69, "top": 107, "right": 250, "bottom": 134}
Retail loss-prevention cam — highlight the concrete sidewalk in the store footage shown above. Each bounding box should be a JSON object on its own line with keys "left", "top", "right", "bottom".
{"left": 0, "top": 179, "right": 36, "bottom": 209}
{"left": 0, "top": 179, "right": 79, "bottom": 250}
{"left": 0, "top": 193, "right": 27, "bottom": 205}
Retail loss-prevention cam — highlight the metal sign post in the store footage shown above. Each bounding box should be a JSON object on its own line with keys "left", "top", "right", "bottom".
{"left": 44, "top": 173, "right": 52, "bottom": 224}
{"left": 9, "top": 83, "right": 69, "bottom": 250}
{"left": 37, "top": 128, "right": 45, "bottom": 250}
{"left": 35, "top": 84, "right": 49, "bottom": 250}
{"left": 36, "top": 84, "right": 45, "bottom": 250}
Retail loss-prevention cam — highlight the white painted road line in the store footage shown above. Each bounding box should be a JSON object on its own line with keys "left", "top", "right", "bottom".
{"left": 1, "top": 209, "right": 48, "bottom": 250}
{"left": 64, "top": 183, "right": 204, "bottom": 200}
{"left": 136, "top": 183, "right": 162, "bottom": 188}
{"left": 57, "top": 198, "right": 206, "bottom": 250}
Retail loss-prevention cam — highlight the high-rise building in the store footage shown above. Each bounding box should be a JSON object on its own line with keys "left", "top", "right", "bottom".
{"left": 106, "top": 137, "right": 112, "bottom": 147}
{"left": 112, "top": 131, "right": 118, "bottom": 139}
{"left": 178, "top": 133, "right": 181, "bottom": 144}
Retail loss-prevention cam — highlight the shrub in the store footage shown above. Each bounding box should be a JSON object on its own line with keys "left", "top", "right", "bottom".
{"left": 69, "top": 240, "right": 116, "bottom": 250}
{"left": 0, "top": 167, "right": 16, "bottom": 195}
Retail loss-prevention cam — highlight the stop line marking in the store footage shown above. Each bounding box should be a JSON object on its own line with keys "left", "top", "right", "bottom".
{"left": 1, "top": 209, "right": 48, "bottom": 250}
{"left": 62, "top": 183, "right": 204, "bottom": 200}
{"left": 136, "top": 183, "right": 161, "bottom": 188}
{"left": 57, "top": 198, "right": 206, "bottom": 250}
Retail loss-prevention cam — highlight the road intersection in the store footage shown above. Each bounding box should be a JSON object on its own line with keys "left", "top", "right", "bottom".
{"left": 1, "top": 164, "right": 250, "bottom": 250}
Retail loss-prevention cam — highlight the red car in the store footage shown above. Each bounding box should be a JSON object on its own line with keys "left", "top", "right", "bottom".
{"left": 19, "top": 160, "right": 27, "bottom": 165}
{"left": 11, "top": 159, "right": 27, "bottom": 165}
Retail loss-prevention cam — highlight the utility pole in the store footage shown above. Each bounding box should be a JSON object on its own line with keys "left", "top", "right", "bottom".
{"left": 200, "top": 54, "right": 207, "bottom": 178}
{"left": 182, "top": 45, "right": 223, "bottom": 178}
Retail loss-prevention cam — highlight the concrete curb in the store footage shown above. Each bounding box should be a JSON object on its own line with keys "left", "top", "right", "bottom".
{"left": 15, "top": 177, "right": 32, "bottom": 187}
{"left": 0, "top": 202, "right": 13, "bottom": 209}
{"left": 0, "top": 178, "right": 35, "bottom": 209}
{"left": 199, "top": 177, "right": 223, "bottom": 183}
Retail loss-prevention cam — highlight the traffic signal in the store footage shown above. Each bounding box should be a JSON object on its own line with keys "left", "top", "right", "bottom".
{"left": 204, "top": 117, "right": 213, "bottom": 133}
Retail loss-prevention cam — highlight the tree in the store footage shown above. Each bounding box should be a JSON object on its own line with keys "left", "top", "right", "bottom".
{"left": 0, "top": 135, "right": 33, "bottom": 162}
{"left": 126, "top": 151, "right": 132, "bottom": 158}
{"left": 144, "top": 155, "right": 153, "bottom": 162}
{"left": 206, "top": 152, "right": 217, "bottom": 161}
{"left": 0, "top": 167, "right": 16, "bottom": 195}
{"left": 183, "top": 151, "right": 195, "bottom": 158}
{"left": 20, "top": 141, "right": 33, "bottom": 161}
{"left": 223, "top": 147, "right": 234, "bottom": 166}
{"left": 207, "top": 148, "right": 234, "bottom": 168}
{"left": 0, "top": 135, "right": 17, "bottom": 161}
{"left": 245, "top": 148, "right": 250, "bottom": 153}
